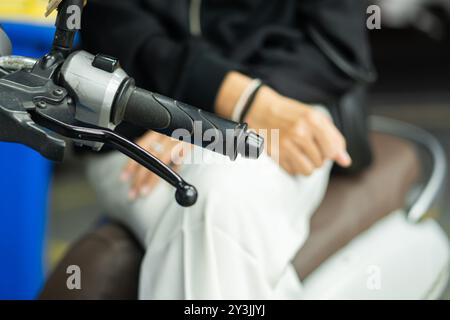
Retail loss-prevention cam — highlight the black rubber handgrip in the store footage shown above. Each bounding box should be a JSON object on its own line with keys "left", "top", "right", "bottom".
{"left": 123, "top": 87, "right": 263, "bottom": 160}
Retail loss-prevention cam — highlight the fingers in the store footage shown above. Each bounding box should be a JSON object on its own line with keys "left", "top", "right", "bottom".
{"left": 324, "top": 117, "right": 351, "bottom": 167}
{"left": 121, "top": 132, "right": 160, "bottom": 181}
{"left": 170, "top": 141, "right": 191, "bottom": 166}
{"left": 122, "top": 131, "right": 186, "bottom": 200}
{"left": 307, "top": 112, "right": 335, "bottom": 158}
{"left": 128, "top": 165, "right": 156, "bottom": 200}
{"left": 335, "top": 150, "right": 352, "bottom": 168}
{"left": 282, "top": 140, "right": 315, "bottom": 176}
{"left": 131, "top": 138, "right": 176, "bottom": 198}
{"left": 121, "top": 159, "right": 140, "bottom": 182}
{"left": 292, "top": 127, "right": 324, "bottom": 168}
{"left": 307, "top": 111, "right": 352, "bottom": 168}
{"left": 280, "top": 158, "right": 294, "bottom": 175}
{"left": 130, "top": 152, "right": 178, "bottom": 199}
{"left": 280, "top": 108, "right": 352, "bottom": 176}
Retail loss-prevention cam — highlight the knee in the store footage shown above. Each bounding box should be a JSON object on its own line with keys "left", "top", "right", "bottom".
{"left": 181, "top": 159, "right": 278, "bottom": 234}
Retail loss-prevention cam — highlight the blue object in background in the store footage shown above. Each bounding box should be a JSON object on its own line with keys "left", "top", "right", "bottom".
{"left": 1, "top": 22, "right": 56, "bottom": 58}
{"left": 0, "top": 144, "right": 51, "bottom": 300}
{"left": 0, "top": 21, "right": 55, "bottom": 300}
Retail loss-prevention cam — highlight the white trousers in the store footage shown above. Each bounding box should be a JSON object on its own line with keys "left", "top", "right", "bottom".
{"left": 87, "top": 148, "right": 332, "bottom": 299}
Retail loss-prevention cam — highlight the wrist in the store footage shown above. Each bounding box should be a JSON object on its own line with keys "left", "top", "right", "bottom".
{"left": 244, "top": 85, "right": 277, "bottom": 130}
{"left": 214, "top": 71, "right": 253, "bottom": 119}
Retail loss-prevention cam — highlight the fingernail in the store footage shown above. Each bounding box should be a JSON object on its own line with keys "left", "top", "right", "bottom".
{"left": 339, "top": 150, "right": 352, "bottom": 166}
{"left": 120, "top": 171, "right": 130, "bottom": 182}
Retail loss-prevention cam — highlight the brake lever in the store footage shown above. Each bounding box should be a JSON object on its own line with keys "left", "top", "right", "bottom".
{"left": 0, "top": 56, "right": 198, "bottom": 206}
{"left": 30, "top": 109, "right": 198, "bottom": 207}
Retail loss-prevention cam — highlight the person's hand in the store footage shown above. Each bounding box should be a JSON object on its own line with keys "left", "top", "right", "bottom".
{"left": 121, "top": 131, "right": 189, "bottom": 200}
{"left": 245, "top": 86, "right": 352, "bottom": 175}
{"left": 215, "top": 72, "right": 351, "bottom": 176}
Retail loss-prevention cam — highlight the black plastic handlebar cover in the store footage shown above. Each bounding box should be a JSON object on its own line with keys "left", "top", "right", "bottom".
{"left": 121, "top": 86, "right": 263, "bottom": 160}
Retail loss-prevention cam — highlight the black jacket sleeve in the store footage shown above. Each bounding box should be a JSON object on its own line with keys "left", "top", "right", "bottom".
{"left": 81, "top": 0, "right": 240, "bottom": 113}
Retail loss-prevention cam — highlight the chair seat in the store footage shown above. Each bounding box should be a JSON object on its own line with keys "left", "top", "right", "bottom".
{"left": 39, "top": 133, "right": 420, "bottom": 300}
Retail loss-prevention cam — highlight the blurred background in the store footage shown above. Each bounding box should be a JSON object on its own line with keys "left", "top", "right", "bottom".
{"left": 0, "top": 0, "right": 449, "bottom": 299}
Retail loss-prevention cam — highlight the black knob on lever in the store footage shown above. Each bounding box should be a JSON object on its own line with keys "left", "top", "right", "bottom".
{"left": 175, "top": 183, "right": 198, "bottom": 207}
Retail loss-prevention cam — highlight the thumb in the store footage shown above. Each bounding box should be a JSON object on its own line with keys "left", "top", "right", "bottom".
{"left": 335, "top": 149, "right": 352, "bottom": 168}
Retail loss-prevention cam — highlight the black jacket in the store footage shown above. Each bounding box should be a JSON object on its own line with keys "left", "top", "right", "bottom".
{"left": 82, "top": 0, "right": 373, "bottom": 120}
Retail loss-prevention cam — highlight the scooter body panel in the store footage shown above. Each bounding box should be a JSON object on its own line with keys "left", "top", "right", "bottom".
{"left": 301, "top": 211, "right": 450, "bottom": 300}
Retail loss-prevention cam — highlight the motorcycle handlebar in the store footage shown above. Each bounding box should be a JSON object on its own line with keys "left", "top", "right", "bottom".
{"left": 119, "top": 84, "right": 264, "bottom": 160}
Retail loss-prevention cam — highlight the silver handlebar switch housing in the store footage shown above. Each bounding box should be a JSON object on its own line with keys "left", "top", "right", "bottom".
{"left": 60, "top": 50, "right": 129, "bottom": 150}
